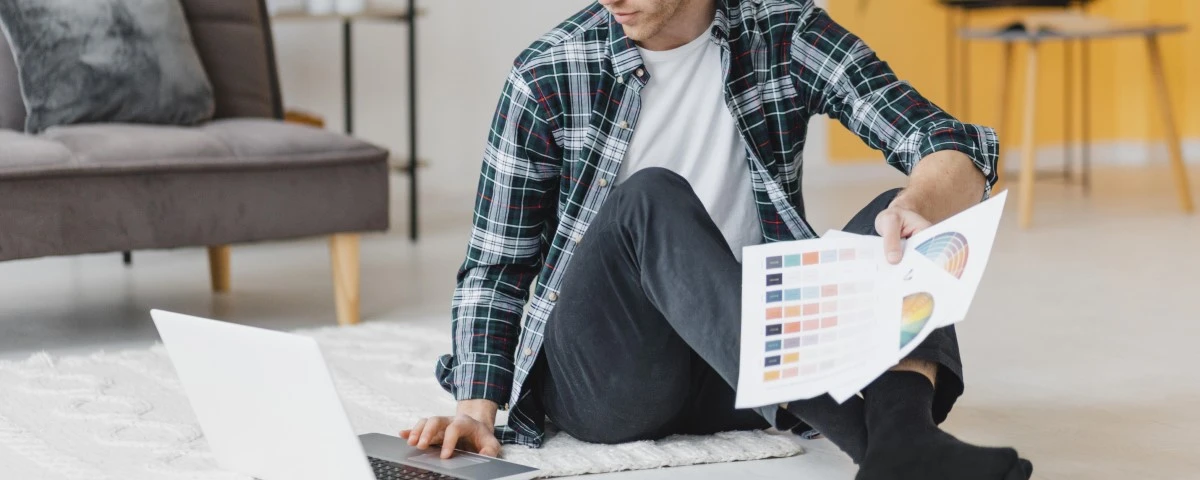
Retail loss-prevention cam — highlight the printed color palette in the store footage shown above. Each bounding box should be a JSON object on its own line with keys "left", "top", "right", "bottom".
{"left": 759, "top": 246, "right": 875, "bottom": 384}
{"left": 915, "top": 232, "right": 969, "bottom": 279}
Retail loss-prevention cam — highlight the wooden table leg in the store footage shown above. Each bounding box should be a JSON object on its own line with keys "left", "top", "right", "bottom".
{"left": 1082, "top": 39, "right": 1092, "bottom": 195}
{"left": 1018, "top": 42, "right": 1041, "bottom": 229}
{"left": 1146, "top": 35, "right": 1195, "bottom": 214}
{"left": 994, "top": 41, "right": 1016, "bottom": 192}
{"left": 1064, "top": 39, "right": 1074, "bottom": 180}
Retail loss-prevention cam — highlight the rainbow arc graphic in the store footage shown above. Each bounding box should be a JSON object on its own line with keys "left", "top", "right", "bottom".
{"left": 914, "top": 232, "right": 969, "bottom": 279}
{"left": 900, "top": 292, "right": 934, "bottom": 348}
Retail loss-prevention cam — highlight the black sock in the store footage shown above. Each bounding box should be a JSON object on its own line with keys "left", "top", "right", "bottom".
{"left": 784, "top": 395, "right": 869, "bottom": 463}
{"left": 856, "top": 371, "right": 1033, "bottom": 480}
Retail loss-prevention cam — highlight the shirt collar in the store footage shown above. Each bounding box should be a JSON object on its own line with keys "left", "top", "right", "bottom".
{"left": 606, "top": 0, "right": 747, "bottom": 81}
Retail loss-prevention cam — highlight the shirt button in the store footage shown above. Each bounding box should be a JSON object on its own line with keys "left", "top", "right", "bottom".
{"left": 573, "top": 233, "right": 583, "bottom": 244}
{"left": 618, "top": 120, "right": 629, "bottom": 129}
{"left": 523, "top": 347, "right": 534, "bottom": 356}
{"left": 616, "top": 75, "right": 625, "bottom": 84}
{"left": 635, "top": 68, "right": 645, "bottom": 78}
{"left": 597, "top": 178, "right": 609, "bottom": 188}
{"left": 548, "top": 292, "right": 558, "bottom": 302}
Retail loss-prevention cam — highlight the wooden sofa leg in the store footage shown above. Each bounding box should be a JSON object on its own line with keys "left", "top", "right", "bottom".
{"left": 329, "top": 234, "right": 361, "bottom": 326}
{"left": 207, "top": 245, "right": 231, "bottom": 293}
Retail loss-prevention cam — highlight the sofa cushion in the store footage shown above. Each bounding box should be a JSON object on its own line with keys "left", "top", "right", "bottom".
{"left": 0, "top": 0, "right": 215, "bottom": 133}
{"left": 0, "top": 130, "right": 72, "bottom": 171}
{"left": 0, "top": 119, "right": 387, "bottom": 179}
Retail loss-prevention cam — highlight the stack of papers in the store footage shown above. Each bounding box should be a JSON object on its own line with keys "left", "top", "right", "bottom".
{"left": 735, "top": 192, "right": 1007, "bottom": 408}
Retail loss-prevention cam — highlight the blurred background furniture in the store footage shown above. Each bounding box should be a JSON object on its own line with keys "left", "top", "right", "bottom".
{"left": 961, "top": 18, "right": 1193, "bottom": 228}
{"left": 271, "top": 2, "right": 422, "bottom": 241}
{"left": 0, "top": 0, "right": 390, "bottom": 325}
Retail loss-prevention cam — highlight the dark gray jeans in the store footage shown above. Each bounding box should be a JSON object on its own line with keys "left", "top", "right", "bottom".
{"left": 537, "top": 167, "right": 963, "bottom": 444}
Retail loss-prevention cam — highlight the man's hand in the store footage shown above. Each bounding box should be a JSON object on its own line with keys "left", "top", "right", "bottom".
{"left": 400, "top": 399, "right": 501, "bottom": 459}
{"left": 878, "top": 150, "right": 988, "bottom": 264}
{"left": 875, "top": 204, "right": 932, "bottom": 265}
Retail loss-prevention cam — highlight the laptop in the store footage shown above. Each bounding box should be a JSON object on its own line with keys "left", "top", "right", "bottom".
{"left": 150, "top": 309, "right": 541, "bottom": 480}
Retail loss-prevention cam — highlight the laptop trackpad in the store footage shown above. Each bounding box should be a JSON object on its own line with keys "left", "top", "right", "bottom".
{"left": 407, "top": 451, "right": 489, "bottom": 470}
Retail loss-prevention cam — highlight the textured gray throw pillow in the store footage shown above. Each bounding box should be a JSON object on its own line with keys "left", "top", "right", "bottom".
{"left": 0, "top": 0, "right": 215, "bottom": 133}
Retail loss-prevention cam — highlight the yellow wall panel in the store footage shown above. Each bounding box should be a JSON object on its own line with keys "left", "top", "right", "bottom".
{"left": 825, "top": 0, "right": 1199, "bottom": 162}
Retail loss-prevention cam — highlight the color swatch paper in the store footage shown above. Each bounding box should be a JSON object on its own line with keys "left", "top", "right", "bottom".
{"left": 736, "top": 192, "right": 1007, "bottom": 408}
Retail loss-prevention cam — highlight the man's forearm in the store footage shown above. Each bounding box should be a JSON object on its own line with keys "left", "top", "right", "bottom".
{"left": 891, "top": 150, "right": 988, "bottom": 224}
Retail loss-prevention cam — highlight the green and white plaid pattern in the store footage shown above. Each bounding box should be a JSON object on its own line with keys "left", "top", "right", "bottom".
{"left": 436, "top": 0, "right": 998, "bottom": 447}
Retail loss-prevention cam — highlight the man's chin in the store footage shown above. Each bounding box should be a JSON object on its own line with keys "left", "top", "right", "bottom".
{"left": 622, "top": 28, "right": 646, "bottom": 41}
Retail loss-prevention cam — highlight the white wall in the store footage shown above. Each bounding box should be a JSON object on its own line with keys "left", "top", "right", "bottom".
{"left": 272, "top": 0, "right": 590, "bottom": 198}
{"left": 271, "top": 0, "right": 831, "bottom": 200}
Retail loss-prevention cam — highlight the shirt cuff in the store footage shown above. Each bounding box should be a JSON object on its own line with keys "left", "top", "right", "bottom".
{"left": 436, "top": 353, "right": 514, "bottom": 408}
{"left": 915, "top": 119, "right": 999, "bottom": 191}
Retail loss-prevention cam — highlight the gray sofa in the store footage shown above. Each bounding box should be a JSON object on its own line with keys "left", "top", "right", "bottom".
{"left": 0, "top": 0, "right": 390, "bottom": 325}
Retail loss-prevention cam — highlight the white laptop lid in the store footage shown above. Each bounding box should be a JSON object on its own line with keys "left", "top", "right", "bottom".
{"left": 151, "top": 309, "right": 374, "bottom": 480}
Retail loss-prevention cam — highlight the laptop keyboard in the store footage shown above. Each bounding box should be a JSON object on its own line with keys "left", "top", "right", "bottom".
{"left": 369, "top": 456, "right": 463, "bottom": 480}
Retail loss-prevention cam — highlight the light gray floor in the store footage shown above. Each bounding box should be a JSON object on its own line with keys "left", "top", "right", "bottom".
{"left": 2, "top": 166, "right": 1199, "bottom": 479}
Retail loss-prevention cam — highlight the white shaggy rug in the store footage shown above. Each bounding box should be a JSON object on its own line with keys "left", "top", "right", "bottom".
{"left": 0, "top": 322, "right": 804, "bottom": 479}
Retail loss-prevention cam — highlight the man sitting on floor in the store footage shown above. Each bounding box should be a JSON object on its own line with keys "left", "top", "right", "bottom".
{"left": 403, "top": 1, "right": 1032, "bottom": 478}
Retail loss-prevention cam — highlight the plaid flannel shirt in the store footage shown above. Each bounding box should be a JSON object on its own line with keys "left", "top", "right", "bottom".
{"left": 436, "top": 0, "right": 998, "bottom": 447}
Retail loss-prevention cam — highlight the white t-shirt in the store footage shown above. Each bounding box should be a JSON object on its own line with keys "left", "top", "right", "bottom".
{"left": 617, "top": 32, "right": 761, "bottom": 261}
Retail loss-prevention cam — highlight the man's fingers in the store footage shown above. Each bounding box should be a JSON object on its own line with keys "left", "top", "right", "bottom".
{"left": 417, "top": 418, "right": 447, "bottom": 449}
{"left": 407, "top": 419, "right": 427, "bottom": 446}
{"left": 440, "top": 423, "right": 463, "bottom": 459}
{"left": 875, "top": 210, "right": 903, "bottom": 264}
{"left": 478, "top": 436, "right": 502, "bottom": 458}
{"left": 900, "top": 210, "right": 933, "bottom": 236}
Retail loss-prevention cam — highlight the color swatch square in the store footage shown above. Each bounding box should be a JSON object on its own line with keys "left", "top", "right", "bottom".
{"left": 784, "top": 306, "right": 802, "bottom": 318}
{"left": 783, "top": 352, "right": 800, "bottom": 364}
{"left": 783, "top": 337, "right": 801, "bottom": 349}
{"left": 802, "top": 252, "right": 820, "bottom": 265}
{"left": 820, "top": 250, "right": 837, "bottom": 263}
{"left": 766, "top": 290, "right": 783, "bottom": 303}
{"left": 784, "top": 322, "right": 802, "bottom": 334}
{"left": 766, "top": 274, "right": 783, "bottom": 286}
{"left": 784, "top": 289, "right": 802, "bottom": 301}
{"left": 802, "top": 319, "right": 819, "bottom": 331}
{"left": 821, "top": 284, "right": 839, "bottom": 297}
{"left": 765, "top": 356, "right": 781, "bottom": 367}
{"left": 784, "top": 254, "right": 802, "bottom": 267}
{"left": 764, "top": 370, "right": 781, "bottom": 382}
{"left": 766, "top": 340, "right": 782, "bottom": 351}
{"left": 766, "top": 256, "right": 783, "bottom": 269}
{"left": 782, "top": 367, "right": 799, "bottom": 378}
{"left": 766, "top": 307, "right": 783, "bottom": 320}
{"left": 839, "top": 248, "right": 856, "bottom": 261}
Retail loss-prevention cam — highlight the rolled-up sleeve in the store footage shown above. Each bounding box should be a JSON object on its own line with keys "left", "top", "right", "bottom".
{"left": 790, "top": 6, "right": 999, "bottom": 194}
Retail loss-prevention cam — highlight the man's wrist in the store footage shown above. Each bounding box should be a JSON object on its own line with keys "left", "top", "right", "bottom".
{"left": 457, "top": 399, "right": 499, "bottom": 426}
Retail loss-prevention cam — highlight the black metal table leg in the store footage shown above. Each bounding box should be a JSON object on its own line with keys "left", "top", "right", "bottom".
{"left": 408, "top": 0, "right": 419, "bottom": 241}
{"left": 122, "top": 251, "right": 132, "bottom": 266}
{"left": 343, "top": 19, "right": 354, "bottom": 135}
